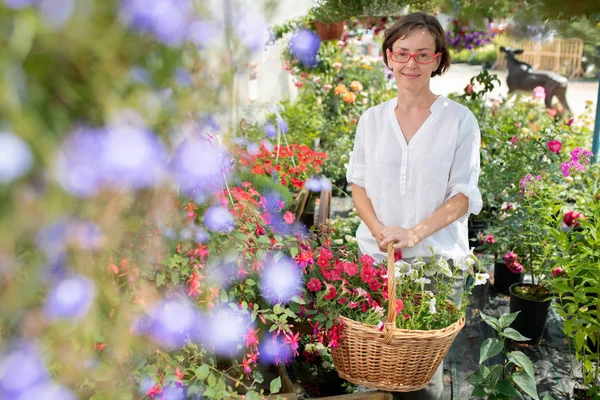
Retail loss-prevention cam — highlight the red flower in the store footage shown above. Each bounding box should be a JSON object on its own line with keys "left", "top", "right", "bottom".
{"left": 316, "top": 255, "right": 329, "bottom": 268}
{"left": 551, "top": 267, "right": 564, "bottom": 277}
{"left": 503, "top": 251, "right": 518, "bottom": 266}
{"left": 244, "top": 327, "right": 260, "bottom": 348}
{"left": 547, "top": 108, "right": 558, "bottom": 117}
{"left": 465, "top": 84, "right": 473, "bottom": 94}
{"left": 485, "top": 235, "right": 495, "bottom": 244}
{"left": 393, "top": 249, "right": 403, "bottom": 262}
{"left": 187, "top": 271, "right": 202, "bottom": 297}
{"left": 146, "top": 384, "right": 162, "bottom": 398}
{"left": 307, "top": 278, "right": 322, "bottom": 292}
{"left": 296, "top": 249, "right": 314, "bottom": 267}
{"left": 368, "top": 280, "right": 382, "bottom": 292}
{"left": 360, "top": 254, "right": 375, "bottom": 269}
{"left": 396, "top": 299, "right": 405, "bottom": 313}
{"left": 361, "top": 302, "right": 368, "bottom": 313}
{"left": 507, "top": 262, "right": 524, "bottom": 274}
{"left": 563, "top": 210, "right": 582, "bottom": 227}
{"left": 174, "top": 368, "right": 185, "bottom": 382}
{"left": 360, "top": 266, "right": 377, "bottom": 283}
{"left": 283, "top": 211, "right": 295, "bottom": 224}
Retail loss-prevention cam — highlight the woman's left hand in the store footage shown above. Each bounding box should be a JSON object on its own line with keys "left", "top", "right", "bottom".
{"left": 379, "top": 226, "right": 420, "bottom": 250}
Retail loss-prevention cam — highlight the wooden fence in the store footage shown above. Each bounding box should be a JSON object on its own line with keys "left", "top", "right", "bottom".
{"left": 494, "top": 38, "right": 585, "bottom": 78}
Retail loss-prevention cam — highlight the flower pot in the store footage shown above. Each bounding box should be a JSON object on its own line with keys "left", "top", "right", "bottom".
{"left": 509, "top": 283, "right": 552, "bottom": 345}
{"left": 314, "top": 21, "right": 344, "bottom": 41}
{"left": 468, "top": 219, "right": 489, "bottom": 246}
{"left": 493, "top": 261, "right": 524, "bottom": 296}
{"left": 571, "top": 387, "right": 597, "bottom": 399}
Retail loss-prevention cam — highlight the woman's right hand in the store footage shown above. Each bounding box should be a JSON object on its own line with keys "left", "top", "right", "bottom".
{"left": 370, "top": 223, "right": 386, "bottom": 252}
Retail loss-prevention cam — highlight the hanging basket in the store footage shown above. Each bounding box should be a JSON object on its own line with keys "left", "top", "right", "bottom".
{"left": 314, "top": 21, "right": 345, "bottom": 41}
{"left": 331, "top": 245, "right": 466, "bottom": 392}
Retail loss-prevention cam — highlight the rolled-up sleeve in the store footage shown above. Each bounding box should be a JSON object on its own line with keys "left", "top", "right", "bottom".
{"left": 346, "top": 112, "right": 368, "bottom": 187}
{"left": 446, "top": 112, "right": 483, "bottom": 223}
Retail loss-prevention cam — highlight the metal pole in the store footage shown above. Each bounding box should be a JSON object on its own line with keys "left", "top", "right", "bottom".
{"left": 592, "top": 71, "right": 600, "bottom": 163}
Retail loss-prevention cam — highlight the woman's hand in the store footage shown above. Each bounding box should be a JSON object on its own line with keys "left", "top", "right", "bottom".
{"left": 370, "top": 223, "right": 385, "bottom": 251}
{"left": 379, "top": 226, "right": 421, "bottom": 250}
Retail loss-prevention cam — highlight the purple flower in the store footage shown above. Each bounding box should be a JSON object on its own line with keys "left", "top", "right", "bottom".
{"left": 264, "top": 122, "right": 276, "bottom": 138}
{"left": 304, "top": 176, "right": 332, "bottom": 192}
{"left": 560, "top": 162, "right": 570, "bottom": 177}
{"left": 44, "top": 275, "right": 96, "bottom": 320}
{"left": 0, "top": 132, "right": 33, "bottom": 184}
{"left": 36, "top": 219, "right": 104, "bottom": 262}
{"left": 235, "top": 13, "right": 269, "bottom": 52}
{"left": 3, "top": 0, "right": 35, "bottom": 8}
{"left": 171, "top": 137, "right": 227, "bottom": 200}
{"left": 289, "top": 29, "right": 321, "bottom": 67}
{"left": 15, "top": 381, "right": 76, "bottom": 400}
{"left": 69, "top": 220, "right": 105, "bottom": 251}
{"left": 36, "top": 219, "right": 69, "bottom": 261}
{"left": 129, "top": 66, "right": 151, "bottom": 84}
{"left": 206, "top": 307, "right": 252, "bottom": 357}
{"left": 278, "top": 118, "right": 288, "bottom": 134}
{"left": 195, "top": 228, "right": 208, "bottom": 243}
{"left": 162, "top": 383, "right": 187, "bottom": 400}
{"left": 0, "top": 343, "right": 49, "bottom": 396}
{"left": 204, "top": 206, "right": 234, "bottom": 233}
{"left": 260, "top": 255, "right": 302, "bottom": 305}
{"left": 174, "top": 68, "right": 192, "bottom": 86}
{"left": 54, "top": 127, "right": 105, "bottom": 197}
{"left": 188, "top": 19, "right": 221, "bottom": 49}
{"left": 259, "top": 334, "right": 294, "bottom": 365}
{"left": 100, "top": 125, "right": 167, "bottom": 190}
{"left": 120, "top": 0, "right": 190, "bottom": 46}
{"left": 144, "top": 298, "right": 202, "bottom": 348}
{"left": 38, "top": 0, "right": 75, "bottom": 28}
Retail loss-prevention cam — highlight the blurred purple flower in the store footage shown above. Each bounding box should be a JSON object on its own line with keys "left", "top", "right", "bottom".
{"left": 16, "top": 381, "right": 76, "bottom": 400}
{"left": 129, "top": 66, "right": 151, "bottom": 84}
{"left": 145, "top": 298, "right": 201, "bottom": 348}
{"left": 38, "top": 0, "right": 75, "bottom": 28}
{"left": 55, "top": 127, "right": 104, "bottom": 197}
{"left": 69, "top": 220, "right": 105, "bottom": 251}
{"left": 206, "top": 260, "right": 238, "bottom": 289}
{"left": 203, "top": 206, "right": 234, "bottom": 233}
{"left": 3, "top": 0, "right": 35, "bottom": 8}
{"left": 174, "top": 68, "right": 192, "bottom": 86}
{"left": 278, "top": 118, "right": 288, "bottom": 134}
{"left": 264, "top": 122, "right": 276, "bottom": 138}
{"left": 207, "top": 307, "right": 251, "bottom": 357}
{"left": 171, "top": 137, "right": 227, "bottom": 200}
{"left": 289, "top": 29, "right": 321, "bottom": 67}
{"left": 36, "top": 219, "right": 69, "bottom": 261}
{"left": 260, "top": 255, "right": 301, "bottom": 305}
{"left": 195, "top": 228, "right": 208, "bottom": 243}
{"left": 304, "top": 176, "right": 331, "bottom": 192}
{"left": 162, "top": 383, "right": 187, "bottom": 400}
{"left": 44, "top": 275, "right": 95, "bottom": 320}
{"left": 247, "top": 142, "right": 260, "bottom": 155}
{"left": 0, "top": 132, "right": 33, "bottom": 184}
{"left": 120, "top": 0, "right": 190, "bottom": 46}
{"left": 101, "top": 125, "right": 167, "bottom": 190}
{"left": 235, "top": 13, "right": 269, "bottom": 52}
{"left": 259, "top": 334, "right": 293, "bottom": 365}
{"left": 189, "top": 19, "right": 221, "bottom": 48}
{"left": 262, "top": 191, "right": 284, "bottom": 213}
{"left": 37, "top": 219, "right": 104, "bottom": 263}
{"left": 0, "top": 343, "right": 49, "bottom": 396}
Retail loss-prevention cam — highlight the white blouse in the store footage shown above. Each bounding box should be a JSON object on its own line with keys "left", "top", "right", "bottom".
{"left": 346, "top": 95, "right": 482, "bottom": 263}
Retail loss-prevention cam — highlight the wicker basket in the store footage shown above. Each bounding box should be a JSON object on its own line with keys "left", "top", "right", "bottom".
{"left": 331, "top": 244, "right": 466, "bottom": 392}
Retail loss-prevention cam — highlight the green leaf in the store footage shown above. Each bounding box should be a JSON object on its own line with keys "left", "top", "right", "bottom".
{"left": 512, "top": 371, "right": 539, "bottom": 400}
{"left": 288, "top": 301, "right": 301, "bottom": 313}
{"left": 245, "top": 279, "right": 256, "bottom": 286}
{"left": 501, "top": 328, "right": 531, "bottom": 342}
{"left": 246, "top": 391, "right": 260, "bottom": 400}
{"left": 471, "top": 387, "right": 488, "bottom": 397}
{"left": 207, "top": 373, "right": 217, "bottom": 387}
{"left": 496, "top": 379, "right": 521, "bottom": 397}
{"left": 499, "top": 312, "right": 519, "bottom": 329}
{"left": 291, "top": 295, "right": 305, "bottom": 305}
{"left": 542, "top": 393, "right": 555, "bottom": 400}
{"left": 270, "top": 377, "right": 282, "bottom": 394}
{"left": 480, "top": 311, "right": 501, "bottom": 331}
{"left": 269, "top": 324, "right": 277, "bottom": 332}
{"left": 480, "top": 338, "right": 503, "bottom": 364}
{"left": 290, "top": 247, "right": 299, "bottom": 258}
{"left": 195, "top": 364, "right": 209, "bottom": 381}
{"left": 252, "top": 370, "right": 264, "bottom": 383}
{"left": 155, "top": 273, "right": 165, "bottom": 287}
{"left": 508, "top": 351, "right": 535, "bottom": 380}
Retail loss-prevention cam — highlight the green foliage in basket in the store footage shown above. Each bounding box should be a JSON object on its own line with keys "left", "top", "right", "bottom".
{"left": 469, "top": 311, "right": 554, "bottom": 400}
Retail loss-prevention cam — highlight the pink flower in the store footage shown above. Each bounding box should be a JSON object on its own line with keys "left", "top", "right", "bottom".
{"left": 547, "top": 140, "right": 562, "bottom": 154}
{"left": 394, "top": 249, "right": 403, "bottom": 262}
{"left": 307, "top": 278, "right": 322, "bottom": 292}
{"left": 324, "top": 283, "right": 337, "bottom": 300}
{"left": 533, "top": 86, "right": 546, "bottom": 100}
{"left": 485, "top": 235, "right": 495, "bottom": 244}
{"left": 465, "top": 84, "right": 473, "bottom": 94}
{"left": 368, "top": 279, "right": 382, "bottom": 292}
{"left": 360, "top": 254, "right": 375, "bottom": 269}
{"left": 510, "top": 136, "right": 518, "bottom": 145}
{"left": 343, "top": 262, "right": 358, "bottom": 277}
{"left": 244, "top": 328, "right": 260, "bottom": 348}
{"left": 560, "top": 162, "right": 571, "bottom": 177}
{"left": 503, "top": 251, "right": 518, "bottom": 266}
{"left": 567, "top": 117, "right": 575, "bottom": 126}
{"left": 348, "top": 301, "right": 359, "bottom": 309}
{"left": 507, "top": 262, "right": 524, "bottom": 274}
{"left": 547, "top": 108, "right": 558, "bottom": 117}
{"left": 515, "top": 123, "right": 521, "bottom": 128}
{"left": 323, "top": 84, "right": 332, "bottom": 90}
{"left": 283, "top": 211, "right": 295, "bottom": 224}
{"left": 376, "top": 321, "right": 385, "bottom": 331}
{"left": 551, "top": 267, "right": 564, "bottom": 277}
{"left": 563, "top": 210, "right": 582, "bottom": 227}
{"left": 396, "top": 299, "right": 405, "bottom": 313}
{"left": 360, "top": 266, "right": 377, "bottom": 283}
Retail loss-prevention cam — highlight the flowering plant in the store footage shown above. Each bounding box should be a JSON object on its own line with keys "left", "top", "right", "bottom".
{"left": 445, "top": 19, "right": 497, "bottom": 51}
{"left": 298, "top": 235, "right": 481, "bottom": 346}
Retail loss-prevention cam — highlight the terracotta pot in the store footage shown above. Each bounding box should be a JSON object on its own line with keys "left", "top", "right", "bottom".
{"left": 314, "top": 21, "right": 344, "bottom": 41}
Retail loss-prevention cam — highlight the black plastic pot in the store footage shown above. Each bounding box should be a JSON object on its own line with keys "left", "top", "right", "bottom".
{"left": 509, "top": 283, "right": 552, "bottom": 345}
{"left": 468, "top": 219, "right": 489, "bottom": 245}
{"left": 571, "top": 387, "right": 598, "bottom": 399}
{"left": 493, "top": 261, "right": 524, "bottom": 296}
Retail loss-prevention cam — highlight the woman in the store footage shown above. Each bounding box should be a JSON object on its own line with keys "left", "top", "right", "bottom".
{"left": 346, "top": 12, "right": 482, "bottom": 400}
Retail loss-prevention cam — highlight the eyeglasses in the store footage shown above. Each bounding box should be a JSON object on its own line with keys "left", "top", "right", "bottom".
{"left": 387, "top": 50, "right": 441, "bottom": 65}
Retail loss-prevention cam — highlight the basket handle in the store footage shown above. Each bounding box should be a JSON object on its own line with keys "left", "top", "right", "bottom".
{"left": 384, "top": 242, "right": 397, "bottom": 344}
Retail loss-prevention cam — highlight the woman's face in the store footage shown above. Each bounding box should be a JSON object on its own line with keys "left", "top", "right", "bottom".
{"left": 386, "top": 29, "right": 440, "bottom": 91}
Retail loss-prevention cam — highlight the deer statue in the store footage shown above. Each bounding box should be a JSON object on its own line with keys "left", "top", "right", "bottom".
{"left": 500, "top": 46, "right": 571, "bottom": 114}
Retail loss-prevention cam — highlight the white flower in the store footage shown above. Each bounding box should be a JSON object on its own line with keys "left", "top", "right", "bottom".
{"left": 333, "top": 239, "right": 343, "bottom": 245}
{"left": 412, "top": 257, "right": 426, "bottom": 269}
{"left": 424, "top": 290, "right": 434, "bottom": 298}
{"left": 413, "top": 277, "right": 431, "bottom": 289}
{"left": 373, "top": 306, "right": 384, "bottom": 316}
{"left": 394, "top": 260, "right": 412, "bottom": 278}
{"left": 437, "top": 258, "right": 453, "bottom": 277}
{"left": 429, "top": 297, "right": 437, "bottom": 315}
{"left": 405, "top": 269, "right": 418, "bottom": 280}
{"left": 474, "top": 273, "right": 490, "bottom": 286}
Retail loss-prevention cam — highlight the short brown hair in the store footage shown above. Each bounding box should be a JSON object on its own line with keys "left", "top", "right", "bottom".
{"left": 381, "top": 12, "right": 451, "bottom": 77}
